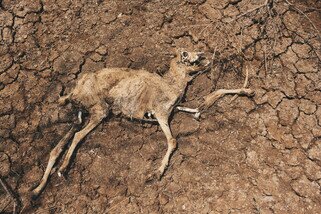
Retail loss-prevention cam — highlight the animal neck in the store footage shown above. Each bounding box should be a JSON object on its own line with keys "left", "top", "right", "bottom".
{"left": 164, "top": 59, "right": 192, "bottom": 92}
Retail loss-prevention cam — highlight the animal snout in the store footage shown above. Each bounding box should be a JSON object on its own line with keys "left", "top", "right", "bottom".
{"left": 197, "top": 52, "right": 205, "bottom": 58}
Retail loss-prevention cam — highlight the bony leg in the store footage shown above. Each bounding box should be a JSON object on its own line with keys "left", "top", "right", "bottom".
{"left": 200, "top": 67, "right": 255, "bottom": 111}
{"left": 176, "top": 106, "right": 199, "bottom": 113}
{"left": 58, "top": 105, "right": 107, "bottom": 176}
{"left": 31, "top": 124, "right": 79, "bottom": 199}
{"left": 230, "top": 66, "right": 251, "bottom": 102}
{"left": 155, "top": 114, "right": 177, "bottom": 178}
{"left": 176, "top": 106, "right": 200, "bottom": 120}
{"left": 159, "top": 138, "right": 177, "bottom": 178}
{"left": 201, "top": 88, "right": 255, "bottom": 110}
{"left": 77, "top": 111, "right": 82, "bottom": 124}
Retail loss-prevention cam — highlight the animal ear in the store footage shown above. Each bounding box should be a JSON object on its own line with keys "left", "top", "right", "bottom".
{"left": 173, "top": 48, "right": 182, "bottom": 57}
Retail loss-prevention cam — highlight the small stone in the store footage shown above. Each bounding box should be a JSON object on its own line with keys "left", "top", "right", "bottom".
{"left": 90, "top": 53, "right": 103, "bottom": 62}
{"left": 82, "top": 58, "right": 105, "bottom": 72}
{"left": 96, "top": 46, "right": 108, "bottom": 55}
{"left": 159, "top": 193, "right": 169, "bottom": 205}
{"left": 246, "top": 150, "right": 259, "bottom": 168}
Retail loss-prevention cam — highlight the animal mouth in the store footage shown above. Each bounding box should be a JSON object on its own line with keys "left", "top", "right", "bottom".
{"left": 190, "top": 55, "right": 206, "bottom": 66}
{"left": 191, "top": 60, "right": 201, "bottom": 66}
{"left": 189, "top": 58, "right": 211, "bottom": 76}
{"left": 194, "top": 57, "right": 210, "bottom": 67}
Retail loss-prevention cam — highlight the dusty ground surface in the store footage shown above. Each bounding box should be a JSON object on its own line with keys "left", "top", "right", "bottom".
{"left": 0, "top": 0, "right": 321, "bottom": 213}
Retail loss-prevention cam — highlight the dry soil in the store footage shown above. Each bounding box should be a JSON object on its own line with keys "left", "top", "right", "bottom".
{"left": 0, "top": 0, "right": 321, "bottom": 213}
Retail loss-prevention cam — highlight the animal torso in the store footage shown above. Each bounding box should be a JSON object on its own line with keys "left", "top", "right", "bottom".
{"left": 70, "top": 68, "right": 184, "bottom": 120}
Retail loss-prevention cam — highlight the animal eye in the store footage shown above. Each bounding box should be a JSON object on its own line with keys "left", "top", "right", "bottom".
{"left": 181, "top": 51, "right": 188, "bottom": 58}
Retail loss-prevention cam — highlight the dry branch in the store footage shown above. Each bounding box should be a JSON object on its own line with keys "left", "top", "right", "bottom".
{"left": 231, "top": 0, "right": 269, "bottom": 21}
{"left": 284, "top": 0, "right": 321, "bottom": 39}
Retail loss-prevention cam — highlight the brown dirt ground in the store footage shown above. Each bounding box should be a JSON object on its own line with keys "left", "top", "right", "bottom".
{"left": 1, "top": 0, "right": 321, "bottom": 213}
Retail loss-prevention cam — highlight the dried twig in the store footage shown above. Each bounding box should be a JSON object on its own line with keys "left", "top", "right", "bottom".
{"left": 232, "top": 0, "right": 269, "bottom": 21}
{"left": 211, "top": 46, "right": 217, "bottom": 62}
{"left": 284, "top": 0, "right": 321, "bottom": 39}
{"left": 263, "top": 44, "right": 268, "bottom": 74}
{"left": 0, "top": 196, "right": 11, "bottom": 213}
{"left": 0, "top": 177, "right": 21, "bottom": 214}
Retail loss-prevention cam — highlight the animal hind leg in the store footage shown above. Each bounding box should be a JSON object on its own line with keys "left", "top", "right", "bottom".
{"left": 154, "top": 113, "right": 177, "bottom": 178}
{"left": 31, "top": 124, "right": 79, "bottom": 198}
{"left": 58, "top": 104, "right": 108, "bottom": 176}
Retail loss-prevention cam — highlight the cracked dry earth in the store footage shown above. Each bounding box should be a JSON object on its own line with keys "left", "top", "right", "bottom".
{"left": 0, "top": 0, "right": 321, "bottom": 213}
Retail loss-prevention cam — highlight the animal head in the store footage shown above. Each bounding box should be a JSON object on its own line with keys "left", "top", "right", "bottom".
{"left": 175, "top": 50, "right": 212, "bottom": 78}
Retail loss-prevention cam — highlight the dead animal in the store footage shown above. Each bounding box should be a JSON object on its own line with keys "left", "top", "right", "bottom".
{"left": 31, "top": 50, "right": 254, "bottom": 198}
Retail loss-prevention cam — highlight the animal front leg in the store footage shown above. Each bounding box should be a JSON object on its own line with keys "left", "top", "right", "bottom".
{"left": 201, "top": 67, "right": 254, "bottom": 111}
{"left": 155, "top": 114, "right": 177, "bottom": 179}
{"left": 176, "top": 106, "right": 200, "bottom": 120}
{"left": 31, "top": 124, "right": 79, "bottom": 198}
{"left": 201, "top": 88, "right": 255, "bottom": 110}
{"left": 58, "top": 105, "right": 107, "bottom": 176}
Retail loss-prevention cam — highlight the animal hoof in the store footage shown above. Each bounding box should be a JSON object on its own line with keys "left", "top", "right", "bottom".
{"left": 58, "top": 164, "right": 68, "bottom": 178}
{"left": 243, "top": 88, "right": 255, "bottom": 96}
{"left": 194, "top": 112, "right": 201, "bottom": 120}
{"left": 158, "top": 167, "right": 166, "bottom": 180}
{"left": 30, "top": 191, "right": 39, "bottom": 201}
{"left": 145, "top": 172, "right": 158, "bottom": 184}
{"left": 57, "top": 170, "right": 67, "bottom": 179}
